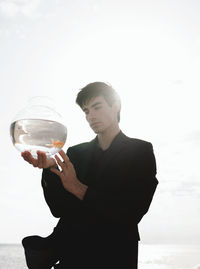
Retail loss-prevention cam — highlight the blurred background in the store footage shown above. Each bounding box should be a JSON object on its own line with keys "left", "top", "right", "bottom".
{"left": 0, "top": 0, "right": 200, "bottom": 268}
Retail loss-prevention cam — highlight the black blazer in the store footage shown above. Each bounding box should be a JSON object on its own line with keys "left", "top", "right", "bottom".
{"left": 42, "top": 131, "right": 158, "bottom": 242}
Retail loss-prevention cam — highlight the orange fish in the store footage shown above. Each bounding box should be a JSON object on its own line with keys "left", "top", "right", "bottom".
{"left": 50, "top": 139, "right": 64, "bottom": 148}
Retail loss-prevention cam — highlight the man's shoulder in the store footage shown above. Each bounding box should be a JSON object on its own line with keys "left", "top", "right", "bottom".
{"left": 67, "top": 139, "right": 95, "bottom": 153}
{"left": 67, "top": 133, "right": 153, "bottom": 153}
{"left": 122, "top": 133, "right": 152, "bottom": 149}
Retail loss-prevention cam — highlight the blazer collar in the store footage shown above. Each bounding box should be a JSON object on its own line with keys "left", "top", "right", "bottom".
{"left": 93, "top": 130, "right": 128, "bottom": 150}
{"left": 80, "top": 130, "right": 129, "bottom": 183}
{"left": 92, "top": 130, "right": 129, "bottom": 180}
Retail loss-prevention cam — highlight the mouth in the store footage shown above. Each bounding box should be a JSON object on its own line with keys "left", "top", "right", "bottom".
{"left": 90, "top": 122, "right": 101, "bottom": 128}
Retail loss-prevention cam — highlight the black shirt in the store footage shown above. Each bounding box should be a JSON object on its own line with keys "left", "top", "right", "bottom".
{"left": 85, "top": 131, "right": 122, "bottom": 186}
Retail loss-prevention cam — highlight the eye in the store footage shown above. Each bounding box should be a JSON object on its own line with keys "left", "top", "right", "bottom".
{"left": 94, "top": 106, "right": 101, "bottom": 110}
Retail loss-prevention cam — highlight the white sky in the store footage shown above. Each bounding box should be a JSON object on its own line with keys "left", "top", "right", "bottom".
{"left": 0, "top": 0, "right": 200, "bottom": 244}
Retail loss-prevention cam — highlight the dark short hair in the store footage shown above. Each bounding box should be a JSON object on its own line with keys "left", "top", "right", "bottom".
{"left": 76, "top": 82, "right": 121, "bottom": 122}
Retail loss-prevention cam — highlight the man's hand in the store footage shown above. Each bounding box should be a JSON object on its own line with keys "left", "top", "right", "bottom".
{"left": 50, "top": 150, "right": 88, "bottom": 200}
{"left": 21, "top": 151, "right": 57, "bottom": 169}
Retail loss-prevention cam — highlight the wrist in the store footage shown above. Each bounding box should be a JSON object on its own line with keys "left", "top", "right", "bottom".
{"left": 72, "top": 181, "right": 88, "bottom": 200}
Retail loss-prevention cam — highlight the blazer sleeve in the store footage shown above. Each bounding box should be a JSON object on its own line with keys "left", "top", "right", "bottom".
{"left": 41, "top": 149, "right": 82, "bottom": 218}
{"left": 82, "top": 142, "right": 158, "bottom": 225}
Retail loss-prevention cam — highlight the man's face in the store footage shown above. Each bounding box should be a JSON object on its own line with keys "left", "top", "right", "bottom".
{"left": 82, "top": 96, "right": 119, "bottom": 134}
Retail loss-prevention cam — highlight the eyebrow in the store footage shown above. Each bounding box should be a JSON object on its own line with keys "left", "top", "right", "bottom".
{"left": 82, "top": 102, "right": 102, "bottom": 112}
{"left": 91, "top": 102, "right": 102, "bottom": 108}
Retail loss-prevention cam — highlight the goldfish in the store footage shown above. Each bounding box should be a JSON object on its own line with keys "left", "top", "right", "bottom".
{"left": 50, "top": 139, "right": 64, "bottom": 148}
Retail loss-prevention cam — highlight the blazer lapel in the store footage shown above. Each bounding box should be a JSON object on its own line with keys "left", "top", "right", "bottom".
{"left": 78, "top": 139, "right": 97, "bottom": 183}
{"left": 95, "top": 131, "right": 129, "bottom": 181}
{"left": 77, "top": 131, "right": 130, "bottom": 184}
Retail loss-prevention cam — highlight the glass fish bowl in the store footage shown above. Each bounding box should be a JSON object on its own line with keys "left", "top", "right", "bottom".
{"left": 10, "top": 96, "right": 67, "bottom": 158}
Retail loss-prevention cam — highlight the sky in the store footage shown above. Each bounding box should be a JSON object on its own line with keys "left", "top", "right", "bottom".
{"left": 0, "top": 0, "right": 200, "bottom": 244}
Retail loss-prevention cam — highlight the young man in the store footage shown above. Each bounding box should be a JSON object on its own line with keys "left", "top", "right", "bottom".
{"left": 22, "top": 82, "right": 158, "bottom": 269}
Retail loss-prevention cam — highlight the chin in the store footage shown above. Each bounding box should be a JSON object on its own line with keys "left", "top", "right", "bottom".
{"left": 92, "top": 127, "right": 102, "bottom": 134}
{"left": 93, "top": 129, "right": 100, "bottom": 134}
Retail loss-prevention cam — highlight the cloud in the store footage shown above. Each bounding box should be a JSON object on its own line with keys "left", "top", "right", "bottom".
{"left": 0, "top": 0, "right": 41, "bottom": 18}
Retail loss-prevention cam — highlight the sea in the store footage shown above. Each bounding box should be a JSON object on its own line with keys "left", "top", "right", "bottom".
{"left": 0, "top": 243, "right": 199, "bottom": 269}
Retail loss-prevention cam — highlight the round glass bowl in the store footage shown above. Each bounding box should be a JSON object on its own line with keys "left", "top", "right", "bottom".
{"left": 10, "top": 97, "right": 67, "bottom": 158}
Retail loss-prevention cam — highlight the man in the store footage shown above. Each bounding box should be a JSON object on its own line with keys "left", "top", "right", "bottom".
{"left": 22, "top": 82, "right": 158, "bottom": 269}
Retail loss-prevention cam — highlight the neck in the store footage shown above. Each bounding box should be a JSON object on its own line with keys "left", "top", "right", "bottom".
{"left": 97, "top": 125, "right": 120, "bottom": 150}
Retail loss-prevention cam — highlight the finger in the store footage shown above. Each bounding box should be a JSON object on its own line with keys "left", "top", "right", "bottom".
{"left": 22, "top": 151, "right": 36, "bottom": 165}
{"left": 21, "top": 152, "right": 29, "bottom": 162}
{"left": 55, "top": 154, "right": 67, "bottom": 172}
{"left": 37, "top": 151, "right": 43, "bottom": 168}
{"left": 28, "top": 154, "right": 39, "bottom": 167}
{"left": 40, "top": 152, "right": 46, "bottom": 168}
{"left": 58, "top": 150, "right": 70, "bottom": 165}
{"left": 38, "top": 151, "right": 47, "bottom": 168}
{"left": 21, "top": 154, "right": 31, "bottom": 164}
{"left": 21, "top": 151, "right": 26, "bottom": 158}
{"left": 26, "top": 152, "right": 39, "bottom": 167}
{"left": 21, "top": 151, "right": 30, "bottom": 159}
{"left": 50, "top": 167, "right": 62, "bottom": 178}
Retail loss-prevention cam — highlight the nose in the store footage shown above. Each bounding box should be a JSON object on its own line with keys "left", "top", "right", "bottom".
{"left": 86, "top": 110, "right": 96, "bottom": 122}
